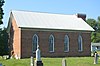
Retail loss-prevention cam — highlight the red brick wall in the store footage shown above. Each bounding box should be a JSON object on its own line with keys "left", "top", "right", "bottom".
{"left": 9, "top": 18, "right": 21, "bottom": 58}
{"left": 21, "top": 29, "right": 91, "bottom": 58}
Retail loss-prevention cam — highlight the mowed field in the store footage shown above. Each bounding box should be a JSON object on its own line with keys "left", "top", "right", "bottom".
{"left": 0, "top": 57, "right": 100, "bottom": 66}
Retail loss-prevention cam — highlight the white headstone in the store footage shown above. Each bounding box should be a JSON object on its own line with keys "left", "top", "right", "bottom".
{"left": 30, "top": 56, "right": 34, "bottom": 66}
{"left": 15, "top": 54, "right": 19, "bottom": 59}
{"left": 62, "top": 58, "right": 66, "bottom": 66}
{"left": 36, "top": 45, "right": 41, "bottom": 61}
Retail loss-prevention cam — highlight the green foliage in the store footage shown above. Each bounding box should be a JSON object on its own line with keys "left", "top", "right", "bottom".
{"left": 0, "top": 0, "right": 5, "bottom": 24}
{"left": 0, "top": 28, "right": 9, "bottom": 56}
{"left": 98, "top": 16, "right": 100, "bottom": 22}
{"left": 86, "top": 19, "right": 96, "bottom": 28}
{"left": 86, "top": 17, "right": 100, "bottom": 43}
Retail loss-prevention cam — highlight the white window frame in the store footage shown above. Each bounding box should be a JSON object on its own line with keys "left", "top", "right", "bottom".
{"left": 64, "top": 35, "right": 69, "bottom": 52}
{"left": 78, "top": 35, "right": 83, "bottom": 52}
{"left": 49, "top": 34, "right": 54, "bottom": 52}
{"left": 32, "top": 34, "right": 38, "bottom": 53}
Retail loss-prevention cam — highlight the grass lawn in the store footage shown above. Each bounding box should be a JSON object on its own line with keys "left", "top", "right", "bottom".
{"left": 0, "top": 57, "right": 100, "bottom": 66}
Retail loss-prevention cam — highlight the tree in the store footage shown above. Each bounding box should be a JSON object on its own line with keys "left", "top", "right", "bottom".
{"left": 86, "top": 17, "right": 100, "bottom": 43}
{"left": 98, "top": 16, "right": 100, "bottom": 22}
{"left": 0, "top": 28, "right": 9, "bottom": 56}
{"left": 0, "top": 0, "right": 5, "bottom": 24}
{"left": 86, "top": 19, "right": 96, "bottom": 28}
{"left": 97, "top": 16, "right": 100, "bottom": 32}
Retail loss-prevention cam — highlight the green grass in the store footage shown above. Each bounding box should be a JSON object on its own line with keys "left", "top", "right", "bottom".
{"left": 0, "top": 57, "right": 30, "bottom": 66}
{"left": 0, "top": 57, "right": 100, "bottom": 66}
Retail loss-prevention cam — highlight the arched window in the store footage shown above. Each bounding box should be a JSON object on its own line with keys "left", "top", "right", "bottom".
{"left": 49, "top": 34, "right": 54, "bottom": 52}
{"left": 32, "top": 34, "right": 38, "bottom": 52}
{"left": 64, "top": 35, "right": 69, "bottom": 52}
{"left": 78, "top": 35, "right": 83, "bottom": 51}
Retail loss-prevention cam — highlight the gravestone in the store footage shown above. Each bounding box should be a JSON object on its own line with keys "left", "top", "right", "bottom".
{"left": 30, "top": 56, "right": 34, "bottom": 66}
{"left": 35, "top": 45, "right": 43, "bottom": 66}
{"left": 36, "top": 45, "right": 41, "bottom": 61}
{"left": 94, "top": 53, "right": 98, "bottom": 64}
{"left": 15, "top": 54, "right": 19, "bottom": 59}
{"left": 3, "top": 55, "right": 9, "bottom": 60}
{"left": 62, "top": 58, "right": 66, "bottom": 66}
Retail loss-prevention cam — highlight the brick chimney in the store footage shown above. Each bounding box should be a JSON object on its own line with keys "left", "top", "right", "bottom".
{"left": 76, "top": 13, "right": 86, "bottom": 21}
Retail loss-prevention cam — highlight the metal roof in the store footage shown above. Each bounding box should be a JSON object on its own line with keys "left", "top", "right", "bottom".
{"left": 11, "top": 10, "right": 94, "bottom": 31}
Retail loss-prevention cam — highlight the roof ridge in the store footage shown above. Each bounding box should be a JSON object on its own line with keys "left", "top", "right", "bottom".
{"left": 11, "top": 10, "right": 75, "bottom": 16}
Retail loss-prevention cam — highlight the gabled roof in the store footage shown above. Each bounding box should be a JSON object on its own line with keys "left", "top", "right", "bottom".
{"left": 8, "top": 10, "right": 94, "bottom": 31}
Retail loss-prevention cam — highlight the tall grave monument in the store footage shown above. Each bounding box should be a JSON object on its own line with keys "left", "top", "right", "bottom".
{"left": 35, "top": 45, "right": 43, "bottom": 66}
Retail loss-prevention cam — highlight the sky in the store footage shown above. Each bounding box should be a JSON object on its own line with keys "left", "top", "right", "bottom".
{"left": 2, "top": 0, "right": 100, "bottom": 27}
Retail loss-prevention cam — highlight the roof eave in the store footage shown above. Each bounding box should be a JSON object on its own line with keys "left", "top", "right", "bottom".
{"left": 19, "top": 26, "right": 94, "bottom": 32}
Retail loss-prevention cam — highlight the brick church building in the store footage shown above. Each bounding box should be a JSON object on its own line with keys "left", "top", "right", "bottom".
{"left": 7, "top": 10, "right": 94, "bottom": 59}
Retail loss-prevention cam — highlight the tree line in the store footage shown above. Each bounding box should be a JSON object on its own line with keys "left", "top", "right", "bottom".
{"left": 0, "top": 28, "right": 8, "bottom": 56}
{"left": 86, "top": 16, "right": 100, "bottom": 43}
{"left": 0, "top": 0, "right": 9, "bottom": 56}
